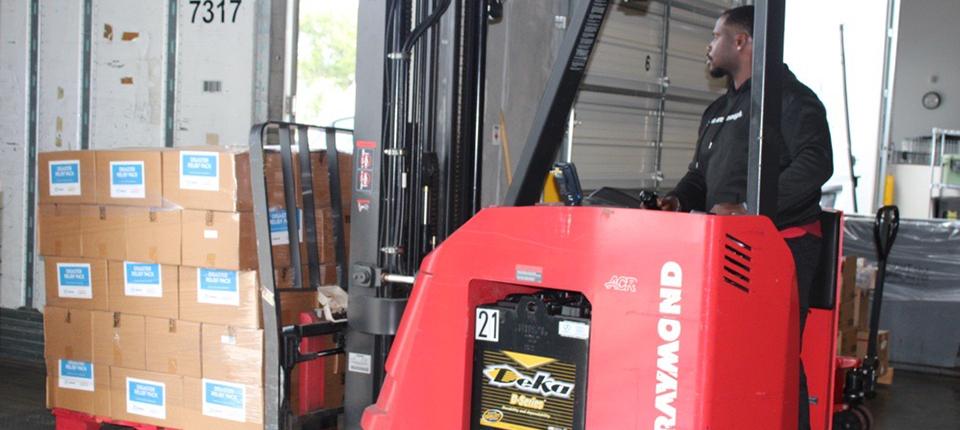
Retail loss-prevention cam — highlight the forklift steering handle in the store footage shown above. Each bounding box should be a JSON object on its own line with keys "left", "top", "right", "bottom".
{"left": 873, "top": 205, "right": 899, "bottom": 261}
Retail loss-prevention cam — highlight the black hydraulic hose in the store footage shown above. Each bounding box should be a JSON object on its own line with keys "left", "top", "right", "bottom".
{"left": 400, "top": 0, "right": 453, "bottom": 54}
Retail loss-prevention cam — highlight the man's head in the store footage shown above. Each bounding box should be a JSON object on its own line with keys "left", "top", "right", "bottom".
{"left": 707, "top": 6, "right": 754, "bottom": 79}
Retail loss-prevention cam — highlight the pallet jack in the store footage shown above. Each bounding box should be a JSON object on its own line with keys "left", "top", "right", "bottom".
{"left": 242, "top": 0, "right": 898, "bottom": 429}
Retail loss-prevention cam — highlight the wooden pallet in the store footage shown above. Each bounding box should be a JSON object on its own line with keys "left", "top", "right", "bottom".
{"left": 52, "top": 408, "right": 179, "bottom": 430}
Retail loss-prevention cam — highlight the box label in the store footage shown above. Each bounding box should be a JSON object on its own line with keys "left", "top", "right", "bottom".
{"left": 126, "top": 377, "right": 166, "bottom": 419}
{"left": 49, "top": 160, "right": 82, "bottom": 196}
{"left": 202, "top": 378, "right": 246, "bottom": 422}
{"left": 110, "top": 161, "right": 146, "bottom": 199}
{"left": 180, "top": 151, "right": 220, "bottom": 191}
{"left": 268, "top": 208, "right": 303, "bottom": 245}
{"left": 197, "top": 268, "right": 240, "bottom": 306}
{"left": 57, "top": 262, "right": 93, "bottom": 299}
{"left": 58, "top": 359, "right": 95, "bottom": 392}
{"left": 124, "top": 262, "right": 163, "bottom": 298}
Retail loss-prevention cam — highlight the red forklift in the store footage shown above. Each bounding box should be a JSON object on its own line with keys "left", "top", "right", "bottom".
{"left": 247, "top": 0, "right": 898, "bottom": 429}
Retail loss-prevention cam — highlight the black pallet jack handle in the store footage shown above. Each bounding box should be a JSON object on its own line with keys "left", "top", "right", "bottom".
{"left": 863, "top": 205, "right": 899, "bottom": 398}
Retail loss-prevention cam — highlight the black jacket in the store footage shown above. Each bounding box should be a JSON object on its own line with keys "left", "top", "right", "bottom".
{"left": 669, "top": 66, "right": 833, "bottom": 229}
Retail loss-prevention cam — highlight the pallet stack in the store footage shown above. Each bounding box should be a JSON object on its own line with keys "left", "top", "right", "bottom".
{"left": 40, "top": 147, "right": 349, "bottom": 429}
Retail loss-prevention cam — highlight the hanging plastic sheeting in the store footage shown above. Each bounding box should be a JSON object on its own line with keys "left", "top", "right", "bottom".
{"left": 843, "top": 215, "right": 960, "bottom": 302}
{"left": 843, "top": 214, "right": 960, "bottom": 369}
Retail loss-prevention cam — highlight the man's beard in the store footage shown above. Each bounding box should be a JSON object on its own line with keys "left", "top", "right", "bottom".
{"left": 709, "top": 65, "right": 728, "bottom": 79}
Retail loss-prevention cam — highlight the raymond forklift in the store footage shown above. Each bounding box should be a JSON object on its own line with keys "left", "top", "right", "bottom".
{"left": 248, "top": 0, "right": 896, "bottom": 429}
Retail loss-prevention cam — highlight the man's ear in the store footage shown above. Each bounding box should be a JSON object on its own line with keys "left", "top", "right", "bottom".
{"left": 736, "top": 33, "right": 752, "bottom": 50}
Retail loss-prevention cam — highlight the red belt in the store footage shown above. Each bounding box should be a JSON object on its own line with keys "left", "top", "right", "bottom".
{"left": 780, "top": 220, "right": 822, "bottom": 239}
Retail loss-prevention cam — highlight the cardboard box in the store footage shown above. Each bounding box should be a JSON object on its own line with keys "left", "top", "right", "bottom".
{"left": 839, "top": 256, "right": 857, "bottom": 304}
{"left": 81, "top": 205, "right": 127, "bottom": 261}
{"left": 857, "top": 329, "right": 891, "bottom": 376}
{"left": 110, "top": 367, "right": 184, "bottom": 428}
{"left": 179, "top": 267, "right": 260, "bottom": 328}
{"left": 44, "top": 307, "right": 93, "bottom": 361}
{"left": 854, "top": 288, "right": 872, "bottom": 330}
{"left": 44, "top": 257, "right": 108, "bottom": 311}
{"left": 145, "top": 317, "right": 201, "bottom": 378}
{"left": 46, "top": 359, "right": 110, "bottom": 417}
{"left": 182, "top": 377, "right": 263, "bottom": 430}
{"left": 108, "top": 261, "right": 179, "bottom": 319}
{"left": 39, "top": 150, "right": 97, "bottom": 205}
{"left": 181, "top": 210, "right": 257, "bottom": 270}
{"left": 125, "top": 207, "right": 181, "bottom": 265}
{"left": 310, "top": 152, "right": 353, "bottom": 210}
{"left": 162, "top": 148, "right": 254, "bottom": 212}
{"left": 270, "top": 207, "right": 345, "bottom": 268}
{"left": 837, "top": 299, "right": 857, "bottom": 330}
{"left": 95, "top": 150, "right": 164, "bottom": 207}
{"left": 38, "top": 204, "right": 83, "bottom": 257}
{"left": 878, "top": 367, "right": 894, "bottom": 385}
{"left": 201, "top": 324, "right": 263, "bottom": 386}
{"left": 93, "top": 311, "right": 146, "bottom": 369}
{"left": 275, "top": 263, "right": 338, "bottom": 289}
{"left": 837, "top": 328, "right": 858, "bottom": 356}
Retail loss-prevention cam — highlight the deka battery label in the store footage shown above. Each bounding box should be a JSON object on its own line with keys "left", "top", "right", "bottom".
{"left": 49, "top": 160, "right": 81, "bottom": 196}
{"left": 180, "top": 151, "right": 220, "bottom": 191}
{"left": 477, "top": 350, "right": 578, "bottom": 430}
{"left": 197, "top": 268, "right": 240, "bottom": 306}
{"left": 110, "top": 161, "right": 146, "bottom": 199}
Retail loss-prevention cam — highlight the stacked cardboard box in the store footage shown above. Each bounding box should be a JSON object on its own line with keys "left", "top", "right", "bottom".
{"left": 40, "top": 148, "right": 349, "bottom": 428}
{"left": 836, "top": 256, "right": 860, "bottom": 356}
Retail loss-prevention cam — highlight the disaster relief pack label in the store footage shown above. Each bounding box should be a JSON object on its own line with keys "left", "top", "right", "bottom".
{"left": 59, "top": 359, "right": 94, "bottom": 392}
{"left": 180, "top": 151, "right": 220, "bottom": 191}
{"left": 197, "top": 268, "right": 240, "bottom": 306}
{"left": 202, "top": 379, "right": 246, "bottom": 422}
{"left": 268, "top": 208, "right": 303, "bottom": 246}
{"left": 124, "top": 262, "right": 163, "bottom": 298}
{"left": 126, "top": 377, "right": 166, "bottom": 419}
{"left": 57, "top": 263, "right": 93, "bottom": 299}
{"left": 478, "top": 350, "right": 577, "bottom": 430}
{"left": 110, "top": 161, "right": 146, "bottom": 199}
{"left": 49, "top": 160, "right": 82, "bottom": 196}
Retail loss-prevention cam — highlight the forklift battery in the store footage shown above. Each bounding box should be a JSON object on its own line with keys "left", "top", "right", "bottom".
{"left": 471, "top": 291, "right": 591, "bottom": 430}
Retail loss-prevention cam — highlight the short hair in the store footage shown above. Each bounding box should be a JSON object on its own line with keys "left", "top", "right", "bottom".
{"left": 721, "top": 6, "right": 754, "bottom": 37}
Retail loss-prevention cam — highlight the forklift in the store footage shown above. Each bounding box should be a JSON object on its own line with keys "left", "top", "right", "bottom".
{"left": 247, "top": 0, "right": 897, "bottom": 429}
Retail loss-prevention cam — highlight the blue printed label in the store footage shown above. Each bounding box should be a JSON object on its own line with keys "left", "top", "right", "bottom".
{"left": 202, "top": 379, "right": 246, "bottom": 422}
{"left": 59, "top": 360, "right": 94, "bottom": 392}
{"left": 124, "top": 262, "right": 163, "bottom": 298}
{"left": 126, "top": 377, "right": 166, "bottom": 419}
{"left": 268, "top": 208, "right": 302, "bottom": 245}
{"left": 180, "top": 151, "right": 220, "bottom": 191}
{"left": 49, "top": 160, "right": 82, "bottom": 196}
{"left": 57, "top": 263, "right": 93, "bottom": 299}
{"left": 110, "top": 161, "right": 146, "bottom": 199}
{"left": 197, "top": 268, "right": 240, "bottom": 306}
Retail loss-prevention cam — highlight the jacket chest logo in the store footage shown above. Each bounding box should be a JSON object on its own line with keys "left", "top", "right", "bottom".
{"left": 707, "top": 109, "right": 744, "bottom": 125}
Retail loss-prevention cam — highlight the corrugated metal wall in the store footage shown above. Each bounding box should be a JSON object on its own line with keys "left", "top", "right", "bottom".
{"left": 1, "top": 0, "right": 282, "bottom": 310}
{"left": 574, "top": 0, "right": 736, "bottom": 190}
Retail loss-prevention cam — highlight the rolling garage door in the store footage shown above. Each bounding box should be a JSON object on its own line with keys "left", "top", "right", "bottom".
{"left": 574, "top": 0, "right": 738, "bottom": 191}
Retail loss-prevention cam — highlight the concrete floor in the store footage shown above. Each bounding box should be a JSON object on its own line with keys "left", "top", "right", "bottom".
{"left": 0, "top": 358, "right": 957, "bottom": 429}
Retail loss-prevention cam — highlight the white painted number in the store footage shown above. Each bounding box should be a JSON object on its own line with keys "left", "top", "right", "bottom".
{"left": 475, "top": 308, "right": 500, "bottom": 342}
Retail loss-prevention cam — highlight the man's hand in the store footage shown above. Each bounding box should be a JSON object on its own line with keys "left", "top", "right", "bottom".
{"left": 710, "top": 202, "right": 748, "bottom": 215}
{"left": 658, "top": 195, "right": 681, "bottom": 212}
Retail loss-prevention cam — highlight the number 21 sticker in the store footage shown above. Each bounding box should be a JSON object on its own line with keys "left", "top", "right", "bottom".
{"left": 475, "top": 308, "right": 500, "bottom": 342}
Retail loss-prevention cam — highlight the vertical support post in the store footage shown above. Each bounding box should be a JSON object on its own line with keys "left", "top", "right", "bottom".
{"left": 81, "top": 0, "right": 92, "bottom": 149}
{"left": 654, "top": 0, "right": 672, "bottom": 189}
{"left": 745, "top": 0, "right": 784, "bottom": 217}
{"left": 22, "top": 0, "right": 40, "bottom": 310}
{"left": 345, "top": 1, "right": 389, "bottom": 427}
{"left": 164, "top": 0, "right": 177, "bottom": 148}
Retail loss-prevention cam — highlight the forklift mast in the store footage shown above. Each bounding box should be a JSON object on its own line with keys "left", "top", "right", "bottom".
{"left": 347, "top": 0, "right": 785, "bottom": 427}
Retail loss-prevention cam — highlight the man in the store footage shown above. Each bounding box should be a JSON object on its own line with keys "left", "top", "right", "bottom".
{"left": 658, "top": 5, "right": 833, "bottom": 429}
